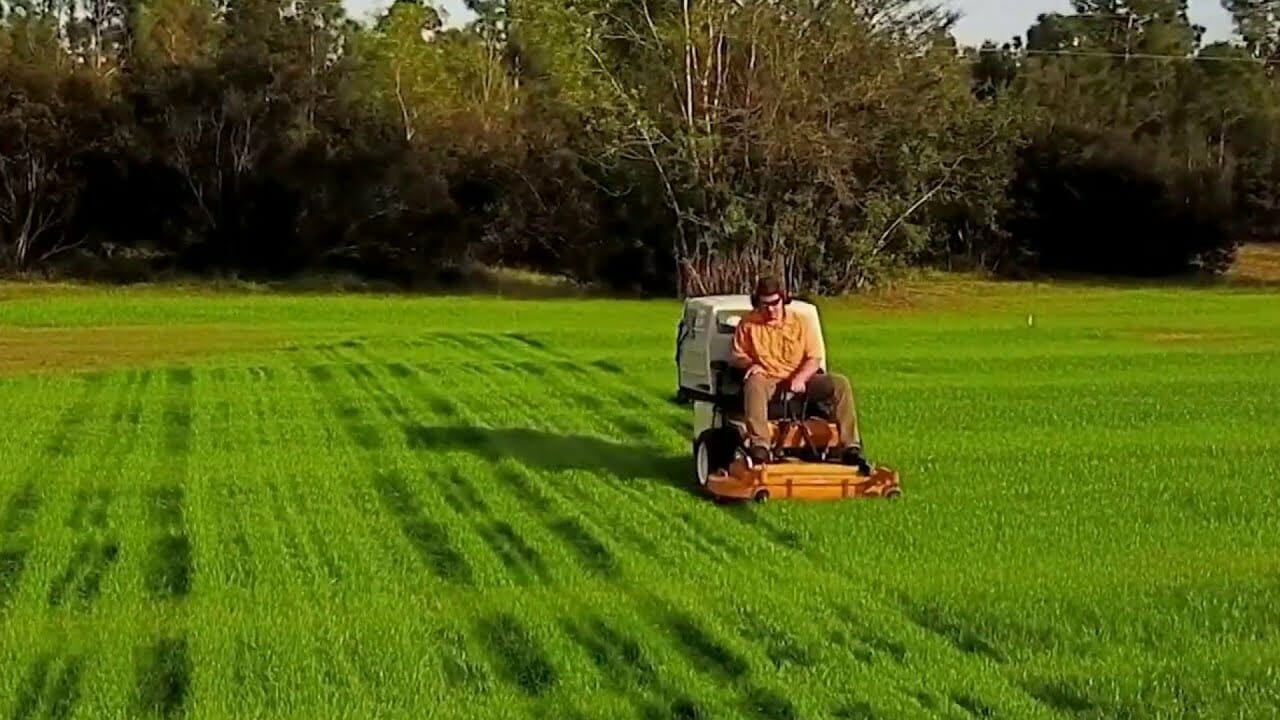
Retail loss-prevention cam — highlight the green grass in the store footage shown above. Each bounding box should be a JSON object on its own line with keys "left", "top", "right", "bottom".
{"left": 0, "top": 281, "right": 1278, "bottom": 719}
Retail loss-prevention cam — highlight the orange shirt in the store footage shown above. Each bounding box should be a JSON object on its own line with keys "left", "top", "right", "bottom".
{"left": 732, "top": 309, "right": 821, "bottom": 379}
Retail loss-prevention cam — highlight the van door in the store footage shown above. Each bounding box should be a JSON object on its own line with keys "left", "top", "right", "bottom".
{"left": 678, "top": 305, "right": 710, "bottom": 397}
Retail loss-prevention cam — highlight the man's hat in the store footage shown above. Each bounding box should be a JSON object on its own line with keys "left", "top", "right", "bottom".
{"left": 751, "top": 276, "right": 789, "bottom": 307}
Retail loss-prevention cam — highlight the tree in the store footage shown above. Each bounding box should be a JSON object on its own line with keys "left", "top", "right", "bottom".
{"left": 1222, "top": 0, "right": 1280, "bottom": 60}
{"left": 0, "top": 0, "right": 1260, "bottom": 286}
{"left": 130, "top": 0, "right": 219, "bottom": 67}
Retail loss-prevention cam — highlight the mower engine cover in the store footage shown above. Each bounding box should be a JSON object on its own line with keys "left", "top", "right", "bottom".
{"left": 674, "top": 294, "right": 827, "bottom": 404}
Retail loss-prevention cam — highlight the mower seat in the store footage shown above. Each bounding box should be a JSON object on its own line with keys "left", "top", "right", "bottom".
{"left": 722, "top": 395, "right": 836, "bottom": 423}
{"left": 712, "top": 363, "right": 836, "bottom": 422}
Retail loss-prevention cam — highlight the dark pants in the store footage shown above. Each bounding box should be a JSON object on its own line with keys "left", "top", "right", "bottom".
{"left": 743, "top": 372, "right": 860, "bottom": 449}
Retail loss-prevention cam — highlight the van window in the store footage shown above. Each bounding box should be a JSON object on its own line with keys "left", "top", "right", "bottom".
{"left": 716, "top": 310, "right": 747, "bottom": 334}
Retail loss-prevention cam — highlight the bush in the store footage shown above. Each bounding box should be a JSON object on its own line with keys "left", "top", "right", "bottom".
{"left": 1001, "top": 128, "right": 1239, "bottom": 278}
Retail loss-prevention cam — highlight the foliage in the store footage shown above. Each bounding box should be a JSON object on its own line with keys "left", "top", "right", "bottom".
{"left": 0, "top": 0, "right": 1274, "bottom": 293}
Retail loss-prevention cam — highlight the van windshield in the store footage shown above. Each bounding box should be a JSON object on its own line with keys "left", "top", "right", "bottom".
{"left": 715, "top": 310, "right": 748, "bottom": 334}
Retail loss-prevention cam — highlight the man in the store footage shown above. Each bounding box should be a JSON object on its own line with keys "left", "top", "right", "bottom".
{"left": 730, "top": 276, "right": 869, "bottom": 472}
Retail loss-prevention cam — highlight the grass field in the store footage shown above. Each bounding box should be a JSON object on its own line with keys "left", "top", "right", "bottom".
{"left": 0, "top": 277, "right": 1277, "bottom": 719}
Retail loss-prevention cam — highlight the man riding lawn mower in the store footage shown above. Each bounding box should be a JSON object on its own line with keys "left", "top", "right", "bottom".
{"left": 675, "top": 277, "right": 901, "bottom": 502}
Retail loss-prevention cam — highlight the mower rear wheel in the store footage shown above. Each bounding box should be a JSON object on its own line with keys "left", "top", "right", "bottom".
{"left": 694, "top": 427, "right": 739, "bottom": 487}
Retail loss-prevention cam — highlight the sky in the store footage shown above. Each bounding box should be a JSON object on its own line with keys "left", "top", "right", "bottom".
{"left": 946, "top": 0, "right": 1234, "bottom": 46}
{"left": 341, "top": 0, "right": 1238, "bottom": 48}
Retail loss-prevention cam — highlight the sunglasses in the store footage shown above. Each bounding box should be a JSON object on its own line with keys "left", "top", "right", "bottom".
{"left": 757, "top": 296, "right": 783, "bottom": 307}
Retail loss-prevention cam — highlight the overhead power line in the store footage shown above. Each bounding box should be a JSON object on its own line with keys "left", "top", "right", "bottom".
{"left": 968, "top": 46, "right": 1280, "bottom": 66}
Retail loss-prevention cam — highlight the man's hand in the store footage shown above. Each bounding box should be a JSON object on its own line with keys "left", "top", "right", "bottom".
{"left": 787, "top": 356, "right": 822, "bottom": 394}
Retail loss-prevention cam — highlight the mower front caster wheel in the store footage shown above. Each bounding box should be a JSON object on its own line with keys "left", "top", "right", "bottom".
{"left": 694, "top": 427, "right": 739, "bottom": 488}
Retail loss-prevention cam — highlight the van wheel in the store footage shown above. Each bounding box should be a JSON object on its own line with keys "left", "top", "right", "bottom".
{"left": 694, "top": 428, "right": 739, "bottom": 487}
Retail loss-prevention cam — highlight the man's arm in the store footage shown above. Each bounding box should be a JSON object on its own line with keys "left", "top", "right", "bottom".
{"left": 788, "top": 318, "right": 823, "bottom": 388}
{"left": 731, "top": 325, "right": 761, "bottom": 374}
{"left": 790, "top": 356, "right": 822, "bottom": 384}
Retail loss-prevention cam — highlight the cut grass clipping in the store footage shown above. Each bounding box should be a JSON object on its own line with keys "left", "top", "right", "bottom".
{"left": 0, "top": 284, "right": 1277, "bottom": 718}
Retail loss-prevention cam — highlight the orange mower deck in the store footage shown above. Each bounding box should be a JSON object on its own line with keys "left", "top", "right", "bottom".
{"left": 706, "top": 457, "right": 901, "bottom": 503}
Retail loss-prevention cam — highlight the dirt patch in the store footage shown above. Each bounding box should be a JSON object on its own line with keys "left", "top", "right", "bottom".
{"left": 815, "top": 273, "right": 1041, "bottom": 315}
{"left": 0, "top": 325, "right": 293, "bottom": 376}
{"left": 1228, "top": 244, "right": 1280, "bottom": 285}
{"left": 1138, "top": 330, "right": 1255, "bottom": 347}
{"left": 1149, "top": 332, "right": 1208, "bottom": 343}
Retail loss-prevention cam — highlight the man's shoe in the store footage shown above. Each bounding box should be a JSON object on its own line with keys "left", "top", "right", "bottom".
{"left": 841, "top": 447, "right": 871, "bottom": 475}
{"left": 747, "top": 445, "right": 770, "bottom": 465}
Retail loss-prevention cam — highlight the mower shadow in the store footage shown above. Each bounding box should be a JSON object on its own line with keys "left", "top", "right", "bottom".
{"left": 403, "top": 424, "right": 701, "bottom": 498}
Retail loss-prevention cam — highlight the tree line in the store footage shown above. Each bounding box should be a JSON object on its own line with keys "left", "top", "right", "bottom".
{"left": 1, "top": 0, "right": 1277, "bottom": 295}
